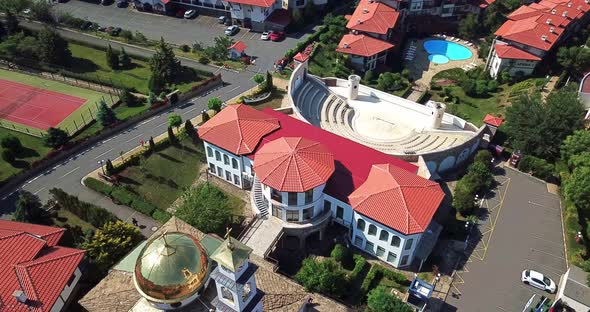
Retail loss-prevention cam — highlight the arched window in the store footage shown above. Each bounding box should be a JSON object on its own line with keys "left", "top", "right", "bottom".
{"left": 232, "top": 158, "right": 238, "bottom": 169}
{"left": 221, "top": 286, "right": 234, "bottom": 303}
{"left": 368, "top": 224, "right": 377, "bottom": 236}
{"left": 215, "top": 151, "right": 221, "bottom": 161}
{"left": 391, "top": 236, "right": 401, "bottom": 247}
{"left": 224, "top": 155, "right": 230, "bottom": 165}
{"left": 357, "top": 219, "right": 365, "bottom": 232}
{"left": 379, "top": 230, "right": 389, "bottom": 241}
{"left": 207, "top": 147, "right": 212, "bottom": 157}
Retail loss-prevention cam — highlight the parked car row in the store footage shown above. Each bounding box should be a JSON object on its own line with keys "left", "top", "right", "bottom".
{"left": 261, "top": 31, "right": 285, "bottom": 42}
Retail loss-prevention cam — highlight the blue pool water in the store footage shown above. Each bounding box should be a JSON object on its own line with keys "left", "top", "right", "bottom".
{"left": 423, "top": 40, "right": 472, "bottom": 64}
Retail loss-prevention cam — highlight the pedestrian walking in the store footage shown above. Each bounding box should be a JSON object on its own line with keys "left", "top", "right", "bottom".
{"left": 132, "top": 218, "right": 139, "bottom": 227}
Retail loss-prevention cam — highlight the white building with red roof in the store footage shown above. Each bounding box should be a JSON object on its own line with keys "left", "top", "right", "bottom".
{"left": 198, "top": 103, "right": 446, "bottom": 269}
{"left": 0, "top": 220, "right": 85, "bottom": 312}
{"left": 486, "top": 0, "right": 590, "bottom": 78}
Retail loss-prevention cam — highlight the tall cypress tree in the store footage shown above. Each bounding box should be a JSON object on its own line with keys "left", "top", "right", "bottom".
{"left": 97, "top": 99, "right": 118, "bottom": 127}
{"left": 106, "top": 45, "right": 119, "bottom": 69}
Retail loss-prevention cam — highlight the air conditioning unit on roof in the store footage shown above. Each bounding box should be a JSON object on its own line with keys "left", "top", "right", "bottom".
{"left": 568, "top": 2, "right": 572, "bottom": 7}
{"left": 343, "top": 43, "right": 349, "bottom": 48}
{"left": 541, "top": 35, "right": 548, "bottom": 41}
{"left": 363, "top": 8, "right": 369, "bottom": 13}
{"left": 563, "top": 10, "right": 568, "bottom": 17}
{"left": 551, "top": 9, "right": 557, "bottom": 14}
{"left": 550, "top": 26, "right": 555, "bottom": 33}
{"left": 546, "top": 18, "right": 552, "bottom": 24}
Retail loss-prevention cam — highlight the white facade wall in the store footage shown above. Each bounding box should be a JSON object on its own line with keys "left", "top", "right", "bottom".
{"left": 50, "top": 267, "right": 82, "bottom": 312}
{"left": 204, "top": 142, "right": 244, "bottom": 188}
{"left": 351, "top": 214, "right": 422, "bottom": 268}
{"left": 324, "top": 194, "right": 354, "bottom": 227}
{"left": 489, "top": 51, "right": 537, "bottom": 78}
{"left": 261, "top": 182, "right": 327, "bottom": 222}
{"left": 226, "top": 1, "right": 279, "bottom": 23}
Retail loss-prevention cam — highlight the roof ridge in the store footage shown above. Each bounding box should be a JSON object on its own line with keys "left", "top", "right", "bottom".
{"left": 17, "top": 248, "right": 85, "bottom": 269}
{"left": 14, "top": 266, "right": 40, "bottom": 301}
{"left": 397, "top": 185, "right": 421, "bottom": 232}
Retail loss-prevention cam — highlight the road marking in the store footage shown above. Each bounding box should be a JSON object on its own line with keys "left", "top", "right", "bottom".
{"left": 225, "top": 86, "right": 241, "bottom": 96}
{"left": 523, "top": 258, "right": 566, "bottom": 276}
{"left": 185, "top": 106, "right": 200, "bottom": 114}
{"left": 102, "top": 138, "right": 113, "bottom": 143}
{"left": 530, "top": 234, "right": 567, "bottom": 247}
{"left": 33, "top": 187, "right": 46, "bottom": 195}
{"left": 156, "top": 121, "right": 168, "bottom": 128}
{"left": 528, "top": 200, "right": 560, "bottom": 211}
{"left": 238, "top": 29, "right": 251, "bottom": 41}
{"left": 530, "top": 247, "right": 566, "bottom": 260}
{"left": 125, "top": 133, "right": 143, "bottom": 143}
{"left": 59, "top": 167, "right": 80, "bottom": 179}
{"left": 52, "top": 164, "right": 61, "bottom": 170}
{"left": 496, "top": 306, "right": 511, "bottom": 312}
{"left": 94, "top": 148, "right": 114, "bottom": 159}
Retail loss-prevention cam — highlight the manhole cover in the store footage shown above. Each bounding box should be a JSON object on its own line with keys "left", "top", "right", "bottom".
{"left": 151, "top": 226, "right": 158, "bottom": 232}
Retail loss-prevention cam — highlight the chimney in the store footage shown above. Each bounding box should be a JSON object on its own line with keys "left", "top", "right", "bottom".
{"left": 586, "top": 0, "right": 589, "bottom": 4}
{"left": 563, "top": 10, "right": 568, "bottom": 17}
{"left": 550, "top": 26, "right": 555, "bottom": 33}
{"left": 551, "top": 9, "right": 556, "bottom": 14}
{"left": 578, "top": 5, "right": 582, "bottom": 10}
{"left": 343, "top": 43, "right": 349, "bottom": 48}
{"left": 568, "top": 2, "right": 572, "bottom": 7}
{"left": 357, "top": 19, "right": 363, "bottom": 24}
{"left": 541, "top": 35, "right": 547, "bottom": 41}
{"left": 546, "top": 18, "right": 551, "bottom": 24}
{"left": 13, "top": 290, "right": 27, "bottom": 304}
{"left": 363, "top": 8, "right": 369, "bottom": 13}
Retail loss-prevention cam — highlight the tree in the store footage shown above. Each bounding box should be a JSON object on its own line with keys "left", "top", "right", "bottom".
{"left": 5, "top": 12, "right": 19, "bottom": 36}
{"left": 1, "top": 135, "right": 23, "bottom": 155}
{"left": 175, "top": 184, "right": 232, "bottom": 234}
{"left": 148, "top": 74, "right": 165, "bottom": 94}
{"left": 504, "top": 89, "right": 585, "bottom": 161}
{"left": 364, "top": 70, "right": 375, "bottom": 83}
{"left": 367, "top": 286, "right": 413, "bottom": 312}
{"left": 453, "top": 179, "right": 476, "bottom": 216}
{"left": 148, "top": 136, "right": 156, "bottom": 150}
{"left": 565, "top": 166, "right": 590, "bottom": 213}
{"left": 44, "top": 127, "right": 69, "bottom": 148}
{"left": 474, "top": 150, "right": 493, "bottom": 166}
{"left": 208, "top": 97, "right": 223, "bottom": 112}
{"left": 147, "top": 92, "right": 158, "bottom": 106}
{"left": 13, "top": 191, "right": 49, "bottom": 224}
{"left": 106, "top": 44, "right": 119, "bottom": 69}
{"left": 292, "top": 8, "right": 304, "bottom": 28}
{"left": 2, "top": 149, "right": 15, "bottom": 164}
{"left": 105, "top": 159, "right": 114, "bottom": 176}
{"left": 207, "top": 35, "right": 234, "bottom": 61}
{"left": 377, "top": 73, "right": 406, "bottom": 91}
{"left": 561, "top": 130, "right": 590, "bottom": 167}
{"left": 253, "top": 73, "right": 265, "bottom": 85}
{"left": 30, "top": 0, "right": 54, "bottom": 24}
{"left": 570, "top": 152, "right": 590, "bottom": 169}
{"left": 458, "top": 14, "right": 480, "bottom": 40}
{"left": 0, "top": 0, "right": 31, "bottom": 15}
{"left": 37, "top": 27, "right": 71, "bottom": 66}
{"left": 265, "top": 71, "right": 273, "bottom": 92}
{"left": 168, "top": 114, "right": 182, "bottom": 130}
{"left": 167, "top": 126, "right": 176, "bottom": 143}
{"left": 557, "top": 46, "right": 590, "bottom": 77}
{"left": 202, "top": 110, "right": 210, "bottom": 122}
{"left": 97, "top": 99, "right": 118, "bottom": 127}
{"left": 82, "top": 221, "right": 142, "bottom": 270}
{"left": 149, "top": 37, "right": 180, "bottom": 86}
{"left": 119, "top": 89, "right": 137, "bottom": 107}
{"left": 184, "top": 119, "right": 196, "bottom": 137}
{"left": 294, "top": 258, "right": 347, "bottom": 296}
{"left": 119, "top": 47, "right": 131, "bottom": 69}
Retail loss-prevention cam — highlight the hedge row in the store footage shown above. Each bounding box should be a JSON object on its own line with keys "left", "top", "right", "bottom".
{"left": 518, "top": 155, "right": 555, "bottom": 181}
{"left": 49, "top": 188, "right": 118, "bottom": 228}
{"left": 360, "top": 265, "right": 382, "bottom": 298}
{"left": 85, "top": 177, "right": 171, "bottom": 223}
{"left": 285, "top": 26, "right": 327, "bottom": 60}
{"left": 359, "top": 264, "right": 410, "bottom": 299}
{"left": 349, "top": 254, "right": 367, "bottom": 282}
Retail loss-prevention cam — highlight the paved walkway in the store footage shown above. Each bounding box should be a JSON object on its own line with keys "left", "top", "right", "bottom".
{"left": 541, "top": 76, "right": 559, "bottom": 100}
{"left": 241, "top": 216, "right": 284, "bottom": 257}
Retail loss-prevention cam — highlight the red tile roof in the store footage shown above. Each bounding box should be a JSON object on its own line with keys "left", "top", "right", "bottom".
{"left": 346, "top": 0, "right": 400, "bottom": 35}
{"left": 349, "top": 164, "right": 445, "bottom": 235}
{"left": 494, "top": 44, "right": 541, "bottom": 61}
{"left": 198, "top": 104, "right": 280, "bottom": 155}
{"left": 0, "top": 220, "right": 65, "bottom": 247}
{"left": 253, "top": 137, "right": 335, "bottom": 192}
{"left": 248, "top": 108, "right": 419, "bottom": 207}
{"left": 336, "top": 34, "right": 394, "bottom": 57}
{"left": 483, "top": 114, "right": 504, "bottom": 127}
{"left": 479, "top": 0, "right": 496, "bottom": 9}
{"left": 294, "top": 52, "right": 310, "bottom": 63}
{"left": 226, "top": 0, "right": 274, "bottom": 7}
{"left": 494, "top": 16, "right": 560, "bottom": 51}
{"left": 0, "top": 221, "right": 84, "bottom": 312}
{"left": 228, "top": 41, "right": 248, "bottom": 53}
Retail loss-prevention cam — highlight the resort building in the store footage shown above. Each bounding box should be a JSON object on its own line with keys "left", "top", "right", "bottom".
{"left": 79, "top": 217, "right": 348, "bottom": 312}
{"left": 486, "top": 0, "right": 590, "bottom": 78}
{"left": 288, "top": 61, "right": 485, "bottom": 176}
{"left": 198, "top": 99, "right": 447, "bottom": 269}
{"left": 0, "top": 220, "right": 85, "bottom": 312}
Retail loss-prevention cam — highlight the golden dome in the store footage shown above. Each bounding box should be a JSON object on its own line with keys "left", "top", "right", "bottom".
{"left": 133, "top": 232, "right": 209, "bottom": 303}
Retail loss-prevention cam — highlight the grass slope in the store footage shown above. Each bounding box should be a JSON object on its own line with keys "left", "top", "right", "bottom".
{"left": 0, "top": 128, "right": 52, "bottom": 184}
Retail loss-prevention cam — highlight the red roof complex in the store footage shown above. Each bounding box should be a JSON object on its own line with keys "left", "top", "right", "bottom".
{"left": 349, "top": 164, "right": 445, "bottom": 235}
{"left": 254, "top": 137, "right": 335, "bottom": 192}
{"left": 198, "top": 104, "right": 280, "bottom": 155}
{"left": 0, "top": 220, "right": 85, "bottom": 312}
{"left": 483, "top": 114, "right": 504, "bottom": 127}
{"left": 493, "top": 44, "right": 541, "bottom": 61}
{"left": 336, "top": 34, "right": 394, "bottom": 57}
{"left": 496, "top": 0, "right": 590, "bottom": 52}
{"left": 225, "top": 0, "right": 274, "bottom": 7}
{"left": 228, "top": 41, "right": 248, "bottom": 53}
{"left": 346, "top": 0, "right": 400, "bottom": 35}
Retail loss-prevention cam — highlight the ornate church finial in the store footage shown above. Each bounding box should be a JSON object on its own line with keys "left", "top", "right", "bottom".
{"left": 225, "top": 227, "right": 234, "bottom": 250}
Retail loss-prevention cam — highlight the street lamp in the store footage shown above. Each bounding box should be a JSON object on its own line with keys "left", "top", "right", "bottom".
{"left": 97, "top": 160, "right": 105, "bottom": 175}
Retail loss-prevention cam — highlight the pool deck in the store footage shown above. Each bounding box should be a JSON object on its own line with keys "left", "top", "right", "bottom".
{"left": 404, "top": 36, "right": 482, "bottom": 91}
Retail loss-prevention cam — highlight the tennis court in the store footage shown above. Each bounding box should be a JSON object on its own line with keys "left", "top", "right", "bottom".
{"left": 0, "top": 79, "right": 87, "bottom": 130}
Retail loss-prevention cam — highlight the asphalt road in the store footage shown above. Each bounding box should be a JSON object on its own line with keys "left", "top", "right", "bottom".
{"left": 53, "top": 0, "right": 317, "bottom": 73}
{"left": 447, "top": 167, "right": 566, "bottom": 311}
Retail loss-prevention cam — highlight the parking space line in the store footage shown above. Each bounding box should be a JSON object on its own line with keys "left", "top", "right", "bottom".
{"left": 528, "top": 200, "right": 560, "bottom": 211}
{"left": 530, "top": 247, "right": 566, "bottom": 260}
{"left": 530, "top": 233, "right": 567, "bottom": 247}
{"left": 238, "top": 29, "right": 251, "bottom": 41}
{"left": 523, "top": 258, "right": 566, "bottom": 276}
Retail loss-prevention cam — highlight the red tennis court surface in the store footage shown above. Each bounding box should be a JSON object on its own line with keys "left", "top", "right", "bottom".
{"left": 0, "top": 79, "right": 87, "bottom": 130}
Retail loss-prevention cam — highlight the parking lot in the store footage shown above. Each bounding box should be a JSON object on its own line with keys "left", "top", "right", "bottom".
{"left": 54, "top": 1, "right": 316, "bottom": 72}
{"left": 447, "top": 166, "right": 567, "bottom": 311}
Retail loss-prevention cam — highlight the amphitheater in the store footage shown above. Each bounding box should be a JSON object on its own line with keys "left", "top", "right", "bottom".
{"left": 288, "top": 62, "right": 487, "bottom": 175}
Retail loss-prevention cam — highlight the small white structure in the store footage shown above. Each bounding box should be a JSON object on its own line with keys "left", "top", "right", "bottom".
{"left": 427, "top": 101, "right": 445, "bottom": 129}
{"left": 227, "top": 41, "right": 248, "bottom": 60}
{"left": 348, "top": 75, "right": 361, "bottom": 100}
{"left": 555, "top": 266, "right": 590, "bottom": 311}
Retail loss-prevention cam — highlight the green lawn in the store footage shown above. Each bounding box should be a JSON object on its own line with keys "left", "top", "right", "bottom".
{"left": 52, "top": 209, "right": 96, "bottom": 233}
{"left": 71, "top": 101, "right": 150, "bottom": 141}
{"left": 117, "top": 136, "right": 205, "bottom": 210}
{"left": 0, "top": 69, "right": 110, "bottom": 135}
{"left": 69, "top": 43, "right": 209, "bottom": 94}
{"left": 244, "top": 90, "right": 286, "bottom": 111}
{"left": 309, "top": 43, "right": 351, "bottom": 78}
{"left": 0, "top": 128, "right": 52, "bottom": 185}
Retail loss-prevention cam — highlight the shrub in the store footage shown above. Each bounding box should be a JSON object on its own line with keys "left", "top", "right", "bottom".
{"left": 120, "top": 30, "right": 133, "bottom": 41}
{"left": 152, "top": 209, "right": 172, "bottom": 223}
{"left": 180, "top": 44, "right": 191, "bottom": 52}
{"left": 359, "top": 265, "right": 383, "bottom": 299}
{"left": 331, "top": 244, "right": 349, "bottom": 264}
{"left": 85, "top": 177, "right": 114, "bottom": 196}
{"left": 295, "top": 258, "right": 347, "bottom": 296}
{"left": 198, "top": 56, "right": 210, "bottom": 64}
{"left": 1, "top": 135, "right": 23, "bottom": 154}
{"left": 474, "top": 150, "right": 492, "bottom": 166}
{"left": 50, "top": 188, "right": 118, "bottom": 228}
{"left": 2, "top": 149, "right": 15, "bottom": 163}
{"left": 130, "top": 198, "right": 157, "bottom": 216}
{"left": 111, "top": 188, "right": 135, "bottom": 206}
{"left": 518, "top": 155, "right": 555, "bottom": 181}
{"left": 349, "top": 254, "right": 367, "bottom": 281}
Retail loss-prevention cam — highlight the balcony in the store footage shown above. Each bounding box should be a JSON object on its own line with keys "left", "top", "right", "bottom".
{"left": 282, "top": 209, "right": 332, "bottom": 235}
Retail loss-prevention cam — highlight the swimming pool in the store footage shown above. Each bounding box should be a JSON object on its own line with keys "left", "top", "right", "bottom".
{"left": 423, "top": 40, "right": 472, "bottom": 64}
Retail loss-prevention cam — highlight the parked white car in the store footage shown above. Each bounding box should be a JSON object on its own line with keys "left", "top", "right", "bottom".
{"left": 521, "top": 270, "right": 556, "bottom": 293}
{"left": 184, "top": 10, "right": 198, "bottom": 19}
{"left": 260, "top": 31, "right": 272, "bottom": 40}
{"left": 225, "top": 25, "right": 239, "bottom": 36}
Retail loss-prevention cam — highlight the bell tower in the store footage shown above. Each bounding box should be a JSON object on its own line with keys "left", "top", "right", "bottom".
{"left": 210, "top": 230, "right": 263, "bottom": 312}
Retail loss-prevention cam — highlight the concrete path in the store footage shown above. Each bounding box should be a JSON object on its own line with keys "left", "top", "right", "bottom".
{"left": 241, "top": 216, "right": 284, "bottom": 257}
